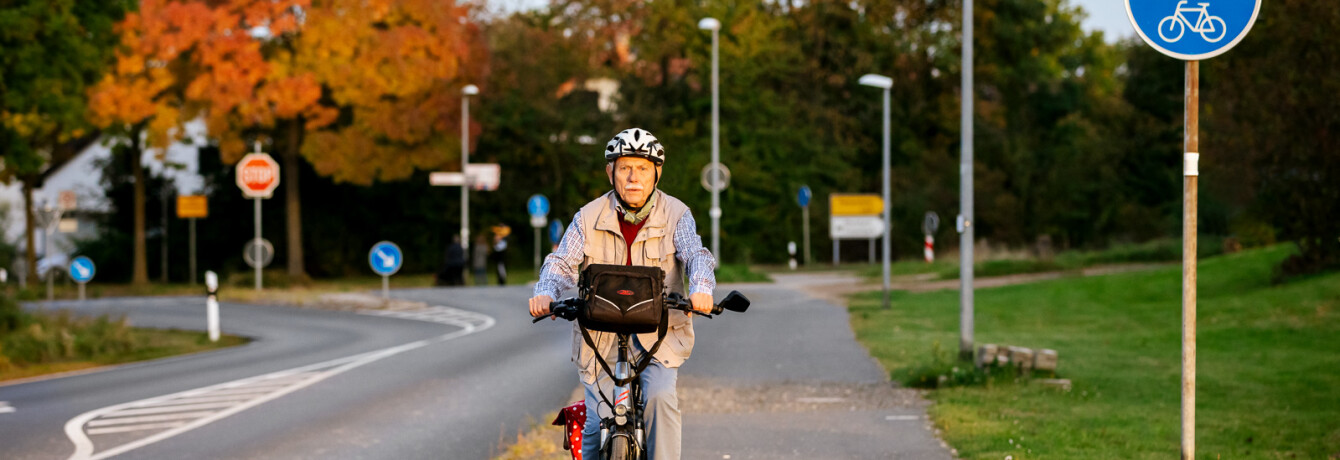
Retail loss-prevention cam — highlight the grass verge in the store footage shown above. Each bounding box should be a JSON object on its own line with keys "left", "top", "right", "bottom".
{"left": 493, "top": 413, "right": 571, "bottom": 460}
{"left": 715, "top": 263, "right": 772, "bottom": 283}
{"left": 848, "top": 245, "right": 1340, "bottom": 459}
{"left": 1, "top": 292, "right": 246, "bottom": 383}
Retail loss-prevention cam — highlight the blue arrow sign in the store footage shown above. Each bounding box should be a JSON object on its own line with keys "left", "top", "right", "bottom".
{"left": 69, "top": 256, "right": 95, "bottom": 283}
{"left": 368, "top": 241, "right": 403, "bottom": 276}
{"left": 527, "top": 194, "right": 550, "bottom": 217}
{"left": 1127, "top": 0, "right": 1260, "bottom": 60}
{"left": 797, "top": 186, "right": 812, "bottom": 207}
{"left": 548, "top": 219, "right": 564, "bottom": 244}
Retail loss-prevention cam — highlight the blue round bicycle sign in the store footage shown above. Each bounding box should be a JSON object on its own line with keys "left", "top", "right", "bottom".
{"left": 1127, "top": 0, "right": 1260, "bottom": 60}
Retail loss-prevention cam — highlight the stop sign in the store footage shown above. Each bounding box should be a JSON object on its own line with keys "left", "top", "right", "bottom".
{"left": 236, "top": 153, "right": 281, "bottom": 198}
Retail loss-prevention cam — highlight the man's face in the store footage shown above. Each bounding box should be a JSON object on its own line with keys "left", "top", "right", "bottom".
{"left": 607, "top": 157, "right": 660, "bottom": 208}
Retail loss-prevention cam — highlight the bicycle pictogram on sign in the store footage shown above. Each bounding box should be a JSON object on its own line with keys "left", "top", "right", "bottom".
{"left": 1159, "top": 1, "right": 1227, "bottom": 43}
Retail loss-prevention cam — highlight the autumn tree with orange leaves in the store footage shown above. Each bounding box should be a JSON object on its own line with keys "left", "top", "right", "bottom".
{"left": 92, "top": 0, "right": 485, "bottom": 282}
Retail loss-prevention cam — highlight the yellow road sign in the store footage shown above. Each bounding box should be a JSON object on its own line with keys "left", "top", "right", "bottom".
{"left": 177, "top": 195, "right": 209, "bottom": 219}
{"left": 829, "top": 194, "right": 884, "bottom": 216}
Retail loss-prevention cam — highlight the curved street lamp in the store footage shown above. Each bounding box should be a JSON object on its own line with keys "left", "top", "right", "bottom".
{"left": 699, "top": 17, "right": 721, "bottom": 262}
{"left": 858, "top": 73, "right": 892, "bottom": 310}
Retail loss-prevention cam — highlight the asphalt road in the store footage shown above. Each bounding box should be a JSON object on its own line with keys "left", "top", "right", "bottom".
{"left": 1, "top": 281, "right": 952, "bottom": 459}
{"left": 0, "top": 287, "right": 574, "bottom": 460}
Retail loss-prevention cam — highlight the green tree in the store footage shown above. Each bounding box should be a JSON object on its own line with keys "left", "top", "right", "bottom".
{"left": 1, "top": 0, "right": 134, "bottom": 282}
{"left": 1206, "top": 1, "right": 1340, "bottom": 275}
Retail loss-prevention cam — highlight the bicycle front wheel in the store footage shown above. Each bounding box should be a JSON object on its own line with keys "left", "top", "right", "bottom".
{"left": 606, "top": 435, "right": 634, "bottom": 460}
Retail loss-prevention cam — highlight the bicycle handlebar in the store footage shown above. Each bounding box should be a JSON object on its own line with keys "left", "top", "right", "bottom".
{"left": 531, "top": 290, "right": 750, "bottom": 323}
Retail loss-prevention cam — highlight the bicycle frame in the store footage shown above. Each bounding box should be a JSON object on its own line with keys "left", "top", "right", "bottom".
{"left": 597, "top": 333, "right": 646, "bottom": 459}
{"left": 1173, "top": 2, "right": 1213, "bottom": 32}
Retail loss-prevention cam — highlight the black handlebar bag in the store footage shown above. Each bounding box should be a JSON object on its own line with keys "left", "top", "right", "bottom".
{"left": 577, "top": 264, "right": 670, "bottom": 386}
{"left": 578, "top": 264, "right": 667, "bottom": 334}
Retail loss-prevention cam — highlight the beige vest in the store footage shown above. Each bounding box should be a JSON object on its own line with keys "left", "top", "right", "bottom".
{"left": 572, "top": 190, "right": 695, "bottom": 384}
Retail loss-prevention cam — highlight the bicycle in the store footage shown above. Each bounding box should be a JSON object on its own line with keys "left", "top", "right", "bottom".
{"left": 533, "top": 289, "right": 750, "bottom": 460}
{"left": 1159, "top": 1, "right": 1228, "bottom": 43}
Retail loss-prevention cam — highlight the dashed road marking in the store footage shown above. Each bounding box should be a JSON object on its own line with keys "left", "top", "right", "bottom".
{"left": 0, "top": 401, "right": 14, "bottom": 414}
{"left": 885, "top": 415, "right": 920, "bottom": 421}
{"left": 65, "top": 305, "right": 494, "bottom": 460}
{"left": 358, "top": 304, "right": 494, "bottom": 330}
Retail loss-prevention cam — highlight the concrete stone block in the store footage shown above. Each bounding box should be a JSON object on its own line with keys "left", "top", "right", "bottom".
{"left": 1010, "top": 347, "right": 1035, "bottom": 372}
{"left": 1034, "top": 349, "right": 1059, "bottom": 372}
{"left": 977, "top": 344, "right": 998, "bottom": 368}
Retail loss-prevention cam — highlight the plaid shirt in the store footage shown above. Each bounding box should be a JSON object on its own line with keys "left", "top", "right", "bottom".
{"left": 534, "top": 206, "right": 717, "bottom": 300}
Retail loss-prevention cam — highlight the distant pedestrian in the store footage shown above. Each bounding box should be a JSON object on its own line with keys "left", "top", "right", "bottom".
{"left": 472, "top": 234, "right": 490, "bottom": 286}
{"left": 492, "top": 225, "right": 510, "bottom": 285}
{"left": 438, "top": 234, "right": 465, "bottom": 286}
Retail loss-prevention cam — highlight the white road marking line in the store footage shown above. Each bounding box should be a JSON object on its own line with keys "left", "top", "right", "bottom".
{"left": 122, "top": 394, "right": 257, "bottom": 406}
{"left": 99, "top": 402, "right": 239, "bottom": 417}
{"left": 65, "top": 305, "right": 495, "bottom": 460}
{"left": 86, "top": 422, "right": 188, "bottom": 435}
{"left": 796, "top": 397, "right": 846, "bottom": 404}
{"left": 885, "top": 415, "right": 920, "bottom": 421}
{"left": 87, "top": 411, "right": 220, "bottom": 427}
{"left": 0, "top": 401, "right": 13, "bottom": 414}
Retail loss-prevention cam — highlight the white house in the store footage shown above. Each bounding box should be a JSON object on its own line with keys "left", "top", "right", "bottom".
{"left": 1, "top": 119, "right": 208, "bottom": 285}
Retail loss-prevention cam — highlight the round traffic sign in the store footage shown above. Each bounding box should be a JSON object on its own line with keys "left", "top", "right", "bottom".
{"left": 243, "top": 238, "right": 275, "bottom": 268}
{"left": 236, "top": 153, "right": 281, "bottom": 198}
{"left": 369, "top": 241, "right": 403, "bottom": 276}
{"left": 69, "top": 256, "right": 95, "bottom": 283}
{"left": 923, "top": 211, "right": 941, "bottom": 235}
{"left": 548, "top": 219, "right": 564, "bottom": 244}
{"left": 797, "top": 186, "right": 812, "bottom": 207}
{"left": 700, "top": 163, "right": 731, "bottom": 192}
{"left": 1126, "top": 0, "right": 1260, "bottom": 60}
{"left": 527, "top": 194, "right": 550, "bottom": 217}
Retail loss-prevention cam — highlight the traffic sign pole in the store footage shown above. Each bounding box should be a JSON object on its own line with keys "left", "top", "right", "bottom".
{"left": 255, "top": 197, "right": 262, "bottom": 291}
{"left": 369, "top": 241, "right": 404, "bottom": 300}
{"left": 1126, "top": 2, "right": 1258, "bottom": 456}
{"left": 1181, "top": 59, "right": 1200, "bottom": 460}
{"left": 237, "top": 142, "right": 279, "bottom": 291}
{"left": 797, "top": 186, "right": 813, "bottom": 267}
{"left": 802, "top": 204, "right": 810, "bottom": 266}
{"left": 69, "top": 257, "right": 95, "bottom": 301}
{"left": 189, "top": 218, "right": 197, "bottom": 287}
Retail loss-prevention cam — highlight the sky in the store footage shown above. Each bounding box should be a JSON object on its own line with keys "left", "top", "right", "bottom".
{"left": 490, "top": 0, "right": 1136, "bottom": 42}
{"left": 1071, "top": 0, "right": 1136, "bottom": 41}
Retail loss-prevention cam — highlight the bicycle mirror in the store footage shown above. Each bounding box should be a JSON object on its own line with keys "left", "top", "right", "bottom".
{"left": 719, "top": 291, "right": 750, "bottom": 313}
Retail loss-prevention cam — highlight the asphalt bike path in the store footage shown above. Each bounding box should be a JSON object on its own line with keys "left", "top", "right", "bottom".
{"left": 677, "top": 282, "right": 954, "bottom": 459}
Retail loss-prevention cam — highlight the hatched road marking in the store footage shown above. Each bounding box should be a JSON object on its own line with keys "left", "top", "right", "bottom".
{"left": 65, "top": 305, "right": 494, "bottom": 460}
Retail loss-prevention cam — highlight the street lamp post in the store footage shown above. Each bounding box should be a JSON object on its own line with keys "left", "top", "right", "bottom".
{"left": 699, "top": 17, "right": 722, "bottom": 262}
{"left": 960, "top": 0, "right": 976, "bottom": 362}
{"left": 461, "top": 84, "right": 478, "bottom": 252}
{"left": 859, "top": 74, "right": 893, "bottom": 310}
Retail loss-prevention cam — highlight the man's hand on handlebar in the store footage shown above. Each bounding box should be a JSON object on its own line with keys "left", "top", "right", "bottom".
{"left": 529, "top": 295, "right": 553, "bottom": 318}
{"left": 689, "top": 292, "right": 713, "bottom": 315}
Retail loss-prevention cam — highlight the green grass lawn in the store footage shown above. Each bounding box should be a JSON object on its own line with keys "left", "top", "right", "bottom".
{"left": 1, "top": 328, "right": 247, "bottom": 382}
{"left": 848, "top": 245, "right": 1340, "bottom": 459}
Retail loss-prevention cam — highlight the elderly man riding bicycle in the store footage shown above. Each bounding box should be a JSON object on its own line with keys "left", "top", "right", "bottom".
{"left": 530, "top": 128, "right": 716, "bottom": 460}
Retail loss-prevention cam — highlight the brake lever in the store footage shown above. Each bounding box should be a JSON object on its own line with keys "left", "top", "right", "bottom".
{"left": 531, "top": 313, "right": 554, "bottom": 323}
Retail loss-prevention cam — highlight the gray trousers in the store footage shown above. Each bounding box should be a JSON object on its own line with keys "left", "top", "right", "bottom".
{"left": 581, "top": 359, "right": 680, "bottom": 460}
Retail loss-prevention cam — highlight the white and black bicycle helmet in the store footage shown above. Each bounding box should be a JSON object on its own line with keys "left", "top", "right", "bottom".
{"left": 604, "top": 128, "right": 665, "bottom": 165}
